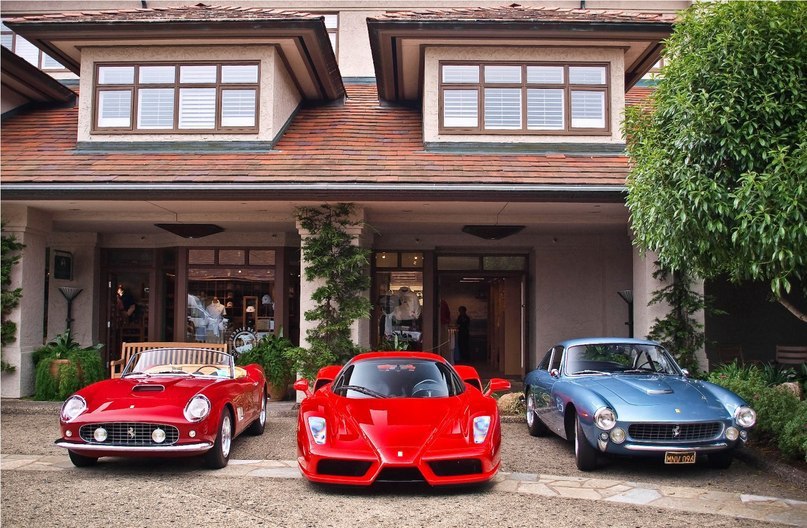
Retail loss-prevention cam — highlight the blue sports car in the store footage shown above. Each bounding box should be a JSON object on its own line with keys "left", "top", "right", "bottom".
{"left": 524, "top": 338, "right": 756, "bottom": 471}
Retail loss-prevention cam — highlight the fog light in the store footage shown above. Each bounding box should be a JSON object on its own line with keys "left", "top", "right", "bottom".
{"left": 189, "top": 430, "right": 196, "bottom": 438}
{"left": 65, "top": 430, "right": 73, "bottom": 437}
{"left": 93, "top": 427, "right": 108, "bottom": 442}
{"left": 152, "top": 428, "right": 166, "bottom": 444}
{"left": 610, "top": 427, "right": 626, "bottom": 444}
{"left": 599, "top": 432, "right": 609, "bottom": 441}
{"left": 725, "top": 427, "right": 739, "bottom": 441}
{"left": 740, "top": 430, "right": 748, "bottom": 441}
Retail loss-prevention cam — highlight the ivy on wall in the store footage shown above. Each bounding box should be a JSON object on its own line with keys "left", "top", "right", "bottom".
{"left": 1, "top": 229, "right": 24, "bottom": 373}
{"left": 291, "top": 203, "right": 372, "bottom": 380}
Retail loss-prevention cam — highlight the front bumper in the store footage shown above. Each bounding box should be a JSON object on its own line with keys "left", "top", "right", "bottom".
{"left": 55, "top": 439, "right": 213, "bottom": 456}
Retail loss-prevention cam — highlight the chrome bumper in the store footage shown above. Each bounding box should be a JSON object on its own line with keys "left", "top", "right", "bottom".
{"left": 55, "top": 440, "right": 213, "bottom": 453}
{"left": 624, "top": 442, "right": 729, "bottom": 453}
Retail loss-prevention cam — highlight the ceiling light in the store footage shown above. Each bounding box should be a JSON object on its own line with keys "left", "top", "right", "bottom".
{"left": 462, "top": 225, "right": 525, "bottom": 240}
{"left": 155, "top": 224, "right": 223, "bottom": 238}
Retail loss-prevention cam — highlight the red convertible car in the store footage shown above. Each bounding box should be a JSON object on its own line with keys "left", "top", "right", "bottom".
{"left": 55, "top": 347, "right": 267, "bottom": 468}
{"left": 295, "top": 352, "right": 511, "bottom": 486}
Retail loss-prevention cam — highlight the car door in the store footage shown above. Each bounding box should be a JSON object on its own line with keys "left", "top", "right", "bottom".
{"left": 533, "top": 345, "right": 565, "bottom": 437}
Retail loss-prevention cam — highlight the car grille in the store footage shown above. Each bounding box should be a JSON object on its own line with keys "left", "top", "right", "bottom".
{"left": 629, "top": 422, "right": 723, "bottom": 442}
{"left": 428, "top": 459, "right": 483, "bottom": 477}
{"left": 375, "top": 467, "right": 425, "bottom": 482}
{"left": 79, "top": 422, "right": 180, "bottom": 446}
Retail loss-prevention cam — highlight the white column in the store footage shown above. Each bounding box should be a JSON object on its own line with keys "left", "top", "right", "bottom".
{"left": 1, "top": 205, "right": 52, "bottom": 397}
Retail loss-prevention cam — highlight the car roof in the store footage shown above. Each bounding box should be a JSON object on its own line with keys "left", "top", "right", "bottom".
{"left": 349, "top": 351, "right": 448, "bottom": 364}
{"left": 557, "top": 337, "right": 661, "bottom": 348}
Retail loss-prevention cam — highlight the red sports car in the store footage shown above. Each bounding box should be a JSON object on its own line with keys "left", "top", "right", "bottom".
{"left": 55, "top": 347, "right": 267, "bottom": 469}
{"left": 295, "top": 352, "right": 511, "bottom": 486}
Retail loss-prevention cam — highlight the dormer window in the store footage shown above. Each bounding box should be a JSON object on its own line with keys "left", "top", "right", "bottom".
{"left": 439, "top": 62, "right": 609, "bottom": 135}
{"left": 93, "top": 62, "right": 260, "bottom": 133}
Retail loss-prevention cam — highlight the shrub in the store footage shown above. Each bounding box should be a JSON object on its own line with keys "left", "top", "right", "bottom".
{"left": 778, "top": 401, "right": 807, "bottom": 462}
{"left": 33, "top": 330, "right": 104, "bottom": 401}
{"left": 236, "top": 332, "right": 294, "bottom": 387}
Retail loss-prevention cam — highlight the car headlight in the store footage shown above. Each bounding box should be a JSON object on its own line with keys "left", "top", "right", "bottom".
{"left": 594, "top": 407, "right": 617, "bottom": 431}
{"left": 735, "top": 406, "right": 756, "bottom": 428}
{"left": 61, "top": 395, "right": 87, "bottom": 423}
{"left": 473, "top": 416, "right": 491, "bottom": 444}
{"left": 183, "top": 395, "right": 211, "bottom": 422}
{"left": 308, "top": 416, "right": 327, "bottom": 445}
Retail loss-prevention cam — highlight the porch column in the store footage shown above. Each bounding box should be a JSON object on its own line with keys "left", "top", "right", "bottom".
{"left": 1, "top": 205, "right": 52, "bottom": 398}
{"left": 632, "top": 246, "right": 708, "bottom": 371}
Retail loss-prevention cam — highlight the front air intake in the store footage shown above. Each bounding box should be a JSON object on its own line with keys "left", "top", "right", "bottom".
{"left": 132, "top": 384, "right": 165, "bottom": 392}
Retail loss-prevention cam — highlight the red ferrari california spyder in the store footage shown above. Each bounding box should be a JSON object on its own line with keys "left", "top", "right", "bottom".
{"left": 55, "top": 347, "right": 267, "bottom": 469}
{"left": 295, "top": 352, "right": 511, "bottom": 486}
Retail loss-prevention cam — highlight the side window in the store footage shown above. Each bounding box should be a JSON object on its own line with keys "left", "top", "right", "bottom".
{"left": 537, "top": 349, "right": 552, "bottom": 370}
{"left": 549, "top": 346, "right": 563, "bottom": 372}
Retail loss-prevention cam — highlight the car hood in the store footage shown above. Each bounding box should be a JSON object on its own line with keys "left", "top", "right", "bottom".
{"left": 78, "top": 376, "right": 218, "bottom": 417}
{"left": 328, "top": 395, "right": 474, "bottom": 462}
{"left": 580, "top": 375, "right": 730, "bottom": 419}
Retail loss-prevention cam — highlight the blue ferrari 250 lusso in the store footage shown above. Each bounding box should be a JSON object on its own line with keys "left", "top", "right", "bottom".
{"left": 524, "top": 338, "right": 756, "bottom": 471}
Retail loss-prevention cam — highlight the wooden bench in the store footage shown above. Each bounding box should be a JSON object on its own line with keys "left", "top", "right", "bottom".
{"left": 110, "top": 341, "right": 229, "bottom": 378}
{"left": 776, "top": 345, "right": 807, "bottom": 365}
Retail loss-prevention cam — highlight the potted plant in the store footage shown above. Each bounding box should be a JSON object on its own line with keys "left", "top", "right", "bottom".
{"left": 33, "top": 329, "right": 104, "bottom": 401}
{"left": 236, "top": 331, "right": 294, "bottom": 401}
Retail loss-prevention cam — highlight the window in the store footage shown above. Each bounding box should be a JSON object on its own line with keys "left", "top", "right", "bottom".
{"left": 1, "top": 23, "right": 66, "bottom": 71}
{"left": 94, "top": 62, "right": 260, "bottom": 133}
{"left": 440, "top": 62, "right": 609, "bottom": 134}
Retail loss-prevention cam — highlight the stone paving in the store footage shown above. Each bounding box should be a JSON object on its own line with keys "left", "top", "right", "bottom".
{"left": 3, "top": 453, "right": 806, "bottom": 526}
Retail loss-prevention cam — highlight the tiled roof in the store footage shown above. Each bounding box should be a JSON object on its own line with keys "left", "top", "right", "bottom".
{"left": 1, "top": 83, "right": 642, "bottom": 190}
{"left": 625, "top": 86, "right": 655, "bottom": 107}
{"left": 373, "top": 4, "right": 677, "bottom": 24}
{"left": 5, "top": 4, "right": 321, "bottom": 24}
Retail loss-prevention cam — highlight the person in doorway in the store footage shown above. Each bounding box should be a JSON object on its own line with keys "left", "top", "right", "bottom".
{"left": 116, "top": 285, "right": 137, "bottom": 321}
{"left": 456, "top": 305, "right": 471, "bottom": 362}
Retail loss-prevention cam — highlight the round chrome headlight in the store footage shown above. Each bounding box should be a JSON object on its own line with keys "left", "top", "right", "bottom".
{"left": 60, "top": 395, "right": 87, "bottom": 423}
{"left": 735, "top": 406, "right": 756, "bottom": 428}
{"left": 594, "top": 407, "right": 617, "bottom": 431}
{"left": 610, "top": 427, "right": 626, "bottom": 444}
{"left": 93, "top": 427, "right": 108, "bottom": 442}
{"left": 183, "top": 395, "right": 211, "bottom": 422}
{"left": 152, "top": 428, "right": 166, "bottom": 444}
{"left": 725, "top": 426, "right": 739, "bottom": 441}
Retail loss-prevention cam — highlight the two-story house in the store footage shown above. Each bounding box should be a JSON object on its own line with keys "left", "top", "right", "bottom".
{"left": 1, "top": 1, "right": 700, "bottom": 398}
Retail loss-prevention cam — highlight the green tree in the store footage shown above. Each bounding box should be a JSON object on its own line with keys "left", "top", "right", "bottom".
{"left": 1, "top": 229, "right": 25, "bottom": 373}
{"left": 293, "top": 203, "right": 371, "bottom": 380}
{"left": 625, "top": 1, "right": 807, "bottom": 322}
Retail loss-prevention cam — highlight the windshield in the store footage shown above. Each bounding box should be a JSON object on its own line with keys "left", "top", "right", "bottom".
{"left": 123, "top": 348, "right": 235, "bottom": 378}
{"left": 332, "top": 358, "right": 464, "bottom": 399}
{"left": 564, "top": 344, "right": 680, "bottom": 376}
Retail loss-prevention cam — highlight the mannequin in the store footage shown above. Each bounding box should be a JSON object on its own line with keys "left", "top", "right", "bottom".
{"left": 393, "top": 286, "right": 421, "bottom": 322}
{"left": 206, "top": 297, "right": 226, "bottom": 338}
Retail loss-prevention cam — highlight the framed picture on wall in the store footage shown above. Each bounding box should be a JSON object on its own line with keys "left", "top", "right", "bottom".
{"left": 53, "top": 250, "right": 73, "bottom": 280}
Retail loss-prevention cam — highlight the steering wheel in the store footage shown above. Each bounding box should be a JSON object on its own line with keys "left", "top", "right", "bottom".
{"left": 193, "top": 364, "right": 222, "bottom": 375}
{"left": 411, "top": 379, "right": 441, "bottom": 397}
{"left": 635, "top": 355, "right": 657, "bottom": 372}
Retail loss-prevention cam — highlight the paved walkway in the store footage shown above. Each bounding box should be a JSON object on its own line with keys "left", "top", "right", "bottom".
{"left": 3, "top": 453, "right": 806, "bottom": 526}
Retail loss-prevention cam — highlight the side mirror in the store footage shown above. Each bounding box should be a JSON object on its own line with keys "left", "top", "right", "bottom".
{"left": 293, "top": 378, "right": 312, "bottom": 397}
{"left": 484, "top": 378, "right": 511, "bottom": 397}
{"left": 550, "top": 369, "right": 560, "bottom": 378}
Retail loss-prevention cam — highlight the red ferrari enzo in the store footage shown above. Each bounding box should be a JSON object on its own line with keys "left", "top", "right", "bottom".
{"left": 295, "top": 352, "right": 511, "bottom": 486}
{"left": 55, "top": 347, "right": 267, "bottom": 469}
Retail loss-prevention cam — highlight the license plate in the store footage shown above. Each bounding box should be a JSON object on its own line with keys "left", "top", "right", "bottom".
{"left": 664, "top": 451, "right": 696, "bottom": 464}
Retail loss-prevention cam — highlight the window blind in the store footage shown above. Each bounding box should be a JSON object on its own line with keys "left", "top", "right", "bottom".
{"left": 443, "top": 89, "right": 478, "bottom": 127}
{"left": 179, "top": 88, "right": 216, "bottom": 129}
{"left": 484, "top": 88, "right": 521, "bottom": 130}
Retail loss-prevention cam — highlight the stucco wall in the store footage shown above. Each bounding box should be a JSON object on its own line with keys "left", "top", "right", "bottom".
{"left": 78, "top": 45, "right": 299, "bottom": 143}
{"left": 336, "top": 10, "right": 384, "bottom": 78}
{"left": 423, "top": 46, "right": 626, "bottom": 145}
{"left": 1, "top": 90, "right": 29, "bottom": 114}
{"left": 272, "top": 54, "right": 303, "bottom": 136}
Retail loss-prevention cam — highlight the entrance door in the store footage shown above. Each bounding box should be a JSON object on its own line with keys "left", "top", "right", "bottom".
{"left": 106, "top": 271, "right": 150, "bottom": 367}
{"left": 437, "top": 272, "right": 524, "bottom": 376}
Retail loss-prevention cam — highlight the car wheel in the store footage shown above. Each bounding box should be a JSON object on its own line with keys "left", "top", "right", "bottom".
{"left": 574, "top": 414, "right": 598, "bottom": 471}
{"left": 707, "top": 450, "right": 734, "bottom": 469}
{"left": 526, "top": 390, "right": 548, "bottom": 437}
{"left": 246, "top": 391, "right": 267, "bottom": 436}
{"left": 68, "top": 450, "right": 98, "bottom": 468}
{"left": 204, "top": 408, "right": 233, "bottom": 469}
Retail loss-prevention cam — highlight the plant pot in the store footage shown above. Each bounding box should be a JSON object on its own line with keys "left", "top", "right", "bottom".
{"left": 267, "top": 381, "right": 288, "bottom": 401}
{"left": 49, "top": 358, "right": 81, "bottom": 379}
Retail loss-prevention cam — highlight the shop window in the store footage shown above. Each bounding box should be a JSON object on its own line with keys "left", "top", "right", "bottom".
{"left": 376, "top": 270, "right": 424, "bottom": 351}
{"left": 375, "top": 252, "right": 399, "bottom": 268}
{"left": 437, "top": 255, "right": 481, "bottom": 270}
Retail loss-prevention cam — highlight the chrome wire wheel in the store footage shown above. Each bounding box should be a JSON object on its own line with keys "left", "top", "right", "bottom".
{"left": 526, "top": 393, "right": 535, "bottom": 427}
{"left": 258, "top": 393, "right": 266, "bottom": 426}
{"left": 221, "top": 413, "right": 232, "bottom": 459}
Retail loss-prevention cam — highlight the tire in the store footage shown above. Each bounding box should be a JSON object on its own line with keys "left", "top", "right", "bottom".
{"left": 574, "top": 414, "right": 598, "bottom": 471}
{"left": 525, "top": 390, "right": 548, "bottom": 437}
{"left": 707, "top": 450, "right": 734, "bottom": 469}
{"left": 204, "top": 408, "right": 233, "bottom": 469}
{"left": 246, "top": 391, "right": 267, "bottom": 436}
{"left": 68, "top": 450, "right": 98, "bottom": 467}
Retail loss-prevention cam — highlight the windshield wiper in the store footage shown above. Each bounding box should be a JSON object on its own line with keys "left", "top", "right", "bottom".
{"left": 333, "top": 384, "right": 388, "bottom": 398}
{"left": 620, "top": 369, "right": 656, "bottom": 374}
{"left": 572, "top": 370, "right": 610, "bottom": 376}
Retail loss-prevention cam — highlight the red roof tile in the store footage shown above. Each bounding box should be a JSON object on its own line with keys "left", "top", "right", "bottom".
{"left": 1, "top": 83, "right": 639, "bottom": 191}
{"left": 373, "top": 4, "right": 677, "bottom": 24}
